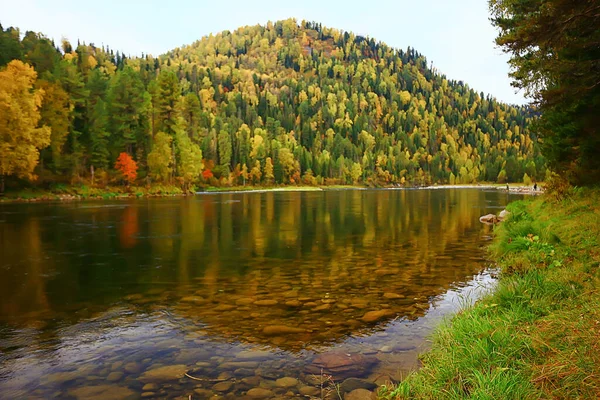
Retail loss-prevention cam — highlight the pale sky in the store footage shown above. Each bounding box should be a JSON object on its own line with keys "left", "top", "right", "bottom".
{"left": 0, "top": 0, "right": 527, "bottom": 105}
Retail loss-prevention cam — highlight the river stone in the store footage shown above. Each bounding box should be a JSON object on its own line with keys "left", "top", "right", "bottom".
{"left": 361, "top": 309, "right": 393, "bottom": 323}
{"left": 111, "top": 361, "right": 124, "bottom": 370}
{"left": 299, "top": 385, "right": 320, "bottom": 396}
{"left": 247, "top": 387, "right": 274, "bottom": 398}
{"left": 306, "top": 353, "right": 379, "bottom": 379}
{"left": 241, "top": 376, "right": 261, "bottom": 386}
{"left": 42, "top": 371, "right": 80, "bottom": 384}
{"left": 345, "top": 388, "right": 376, "bottom": 400}
{"left": 181, "top": 296, "right": 205, "bottom": 303}
{"left": 69, "top": 385, "right": 135, "bottom": 400}
{"left": 142, "top": 383, "right": 159, "bottom": 391}
{"left": 340, "top": 378, "right": 378, "bottom": 393}
{"left": 284, "top": 300, "right": 302, "bottom": 307}
{"left": 106, "top": 371, "right": 124, "bottom": 382}
{"left": 235, "top": 350, "right": 272, "bottom": 361}
{"left": 141, "top": 392, "right": 155, "bottom": 398}
{"left": 139, "top": 364, "right": 188, "bottom": 381}
{"left": 254, "top": 299, "right": 278, "bottom": 306}
{"left": 219, "top": 361, "right": 259, "bottom": 369}
{"left": 194, "top": 388, "right": 214, "bottom": 397}
{"left": 383, "top": 293, "right": 405, "bottom": 299}
{"left": 479, "top": 214, "right": 498, "bottom": 224}
{"left": 263, "top": 325, "right": 306, "bottom": 335}
{"left": 275, "top": 377, "right": 298, "bottom": 388}
{"left": 213, "top": 381, "right": 233, "bottom": 392}
{"left": 235, "top": 297, "right": 255, "bottom": 306}
{"left": 124, "top": 362, "right": 142, "bottom": 374}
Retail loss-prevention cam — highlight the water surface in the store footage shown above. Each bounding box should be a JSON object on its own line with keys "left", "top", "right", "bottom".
{"left": 0, "top": 189, "right": 520, "bottom": 399}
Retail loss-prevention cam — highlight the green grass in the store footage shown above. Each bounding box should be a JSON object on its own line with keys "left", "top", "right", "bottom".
{"left": 380, "top": 187, "right": 600, "bottom": 399}
{"left": 0, "top": 184, "right": 186, "bottom": 202}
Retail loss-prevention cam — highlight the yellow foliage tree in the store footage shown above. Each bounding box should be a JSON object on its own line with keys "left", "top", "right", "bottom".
{"left": 0, "top": 60, "right": 51, "bottom": 193}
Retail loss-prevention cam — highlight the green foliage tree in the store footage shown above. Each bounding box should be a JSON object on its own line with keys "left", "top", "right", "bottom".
{"left": 175, "top": 129, "right": 203, "bottom": 190}
{"left": 147, "top": 132, "right": 173, "bottom": 183}
{"left": 490, "top": 0, "right": 600, "bottom": 185}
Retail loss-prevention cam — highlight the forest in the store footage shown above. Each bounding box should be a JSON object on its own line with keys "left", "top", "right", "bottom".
{"left": 0, "top": 19, "right": 547, "bottom": 193}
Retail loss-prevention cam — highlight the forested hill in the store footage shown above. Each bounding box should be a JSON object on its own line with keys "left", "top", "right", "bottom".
{"left": 0, "top": 19, "right": 547, "bottom": 190}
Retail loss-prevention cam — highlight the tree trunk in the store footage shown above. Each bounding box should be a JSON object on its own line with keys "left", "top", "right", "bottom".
{"left": 0, "top": 175, "right": 5, "bottom": 195}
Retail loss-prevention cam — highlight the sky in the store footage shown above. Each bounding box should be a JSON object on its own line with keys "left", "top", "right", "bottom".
{"left": 0, "top": 0, "right": 527, "bottom": 105}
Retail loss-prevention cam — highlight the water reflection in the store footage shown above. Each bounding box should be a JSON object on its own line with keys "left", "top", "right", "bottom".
{"left": 0, "top": 189, "right": 520, "bottom": 399}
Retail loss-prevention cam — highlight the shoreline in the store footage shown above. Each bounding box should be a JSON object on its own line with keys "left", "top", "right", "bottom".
{"left": 381, "top": 188, "right": 600, "bottom": 399}
{"left": 0, "top": 183, "right": 542, "bottom": 204}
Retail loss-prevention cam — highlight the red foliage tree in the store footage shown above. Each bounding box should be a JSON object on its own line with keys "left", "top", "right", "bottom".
{"left": 202, "top": 169, "right": 214, "bottom": 180}
{"left": 114, "top": 152, "right": 138, "bottom": 184}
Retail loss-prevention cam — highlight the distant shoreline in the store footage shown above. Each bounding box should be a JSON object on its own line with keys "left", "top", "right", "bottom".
{"left": 0, "top": 183, "right": 542, "bottom": 204}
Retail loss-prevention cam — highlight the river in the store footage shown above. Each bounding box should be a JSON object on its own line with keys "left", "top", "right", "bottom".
{"left": 0, "top": 188, "right": 521, "bottom": 399}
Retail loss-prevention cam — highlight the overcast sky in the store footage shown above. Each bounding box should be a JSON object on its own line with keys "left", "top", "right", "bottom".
{"left": 0, "top": 0, "right": 527, "bottom": 105}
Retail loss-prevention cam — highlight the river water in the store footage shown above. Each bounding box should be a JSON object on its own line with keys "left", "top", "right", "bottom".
{"left": 0, "top": 188, "right": 521, "bottom": 399}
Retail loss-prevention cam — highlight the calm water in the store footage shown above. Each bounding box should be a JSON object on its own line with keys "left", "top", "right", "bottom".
{"left": 0, "top": 189, "right": 521, "bottom": 399}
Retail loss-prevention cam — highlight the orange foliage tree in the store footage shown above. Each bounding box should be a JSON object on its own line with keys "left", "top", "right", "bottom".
{"left": 114, "top": 152, "right": 138, "bottom": 184}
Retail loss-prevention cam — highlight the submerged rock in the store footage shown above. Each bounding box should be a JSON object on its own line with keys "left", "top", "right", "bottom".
{"left": 340, "top": 377, "right": 378, "bottom": 393}
{"left": 361, "top": 309, "right": 393, "bottom": 323}
{"left": 246, "top": 387, "right": 274, "bottom": 398}
{"left": 139, "top": 364, "right": 188, "bottom": 381}
{"left": 306, "top": 352, "right": 379, "bottom": 379}
{"left": 275, "top": 376, "right": 298, "bottom": 388}
{"left": 262, "top": 325, "right": 307, "bottom": 335}
{"left": 345, "top": 388, "right": 377, "bottom": 400}
{"left": 69, "top": 385, "right": 135, "bottom": 400}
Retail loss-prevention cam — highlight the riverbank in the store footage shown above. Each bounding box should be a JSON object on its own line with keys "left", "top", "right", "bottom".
{"left": 0, "top": 182, "right": 541, "bottom": 203}
{"left": 381, "top": 187, "right": 600, "bottom": 399}
{"left": 0, "top": 184, "right": 188, "bottom": 203}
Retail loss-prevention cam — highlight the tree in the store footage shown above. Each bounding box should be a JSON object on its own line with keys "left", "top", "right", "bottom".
{"left": 147, "top": 132, "right": 173, "bottom": 182}
{"left": 156, "top": 70, "right": 180, "bottom": 135}
{"left": 264, "top": 157, "right": 274, "bottom": 184}
{"left": 36, "top": 79, "right": 70, "bottom": 171}
{"left": 250, "top": 160, "right": 262, "bottom": 183}
{"left": 107, "top": 66, "right": 147, "bottom": 154}
{"left": 175, "top": 129, "right": 203, "bottom": 190}
{"left": 351, "top": 162, "right": 363, "bottom": 183}
{"left": 0, "top": 60, "right": 51, "bottom": 193}
{"left": 114, "top": 152, "right": 137, "bottom": 184}
{"left": 490, "top": 0, "right": 600, "bottom": 184}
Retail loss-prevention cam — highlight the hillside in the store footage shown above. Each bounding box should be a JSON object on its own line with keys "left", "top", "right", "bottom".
{"left": 0, "top": 19, "right": 546, "bottom": 191}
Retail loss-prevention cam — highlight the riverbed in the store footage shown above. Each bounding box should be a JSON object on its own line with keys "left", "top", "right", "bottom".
{"left": 0, "top": 188, "right": 522, "bottom": 399}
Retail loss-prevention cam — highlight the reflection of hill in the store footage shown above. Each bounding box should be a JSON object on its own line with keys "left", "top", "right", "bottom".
{"left": 0, "top": 189, "right": 507, "bottom": 353}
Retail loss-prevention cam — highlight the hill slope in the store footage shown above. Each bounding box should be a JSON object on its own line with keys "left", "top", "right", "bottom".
{"left": 0, "top": 19, "right": 546, "bottom": 189}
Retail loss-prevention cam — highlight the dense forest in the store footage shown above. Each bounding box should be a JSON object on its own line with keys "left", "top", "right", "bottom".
{"left": 0, "top": 19, "right": 547, "bottom": 192}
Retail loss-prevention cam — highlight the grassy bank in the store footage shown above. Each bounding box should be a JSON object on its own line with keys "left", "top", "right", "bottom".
{"left": 381, "top": 188, "right": 600, "bottom": 399}
{"left": 0, "top": 184, "right": 187, "bottom": 202}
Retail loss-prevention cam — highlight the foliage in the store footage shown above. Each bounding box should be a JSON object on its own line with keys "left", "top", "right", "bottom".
{"left": 489, "top": 0, "right": 600, "bottom": 185}
{"left": 147, "top": 132, "right": 173, "bottom": 182}
{"left": 114, "top": 152, "right": 137, "bottom": 184}
{"left": 0, "top": 60, "right": 51, "bottom": 192}
{"left": 0, "top": 20, "right": 546, "bottom": 191}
